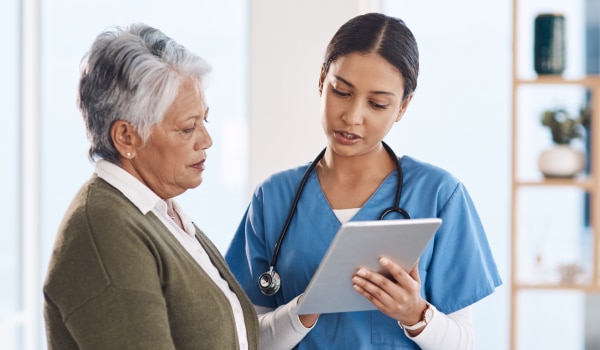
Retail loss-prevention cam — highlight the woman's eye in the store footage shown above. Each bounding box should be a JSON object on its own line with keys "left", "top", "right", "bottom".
{"left": 331, "top": 87, "right": 350, "bottom": 97}
{"left": 182, "top": 126, "right": 195, "bottom": 134}
{"left": 370, "top": 101, "right": 388, "bottom": 110}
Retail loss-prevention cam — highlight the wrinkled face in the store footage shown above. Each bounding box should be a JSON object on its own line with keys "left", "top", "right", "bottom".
{"left": 133, "top": 78, "right": 212, "bottom": 199}
{"left": 319, "top": 52, "right": 411, "bottom": 157}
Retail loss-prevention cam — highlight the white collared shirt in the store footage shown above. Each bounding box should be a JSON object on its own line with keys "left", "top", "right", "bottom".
{"left": 96, "top": 160, "right": 248, "bottom": 350}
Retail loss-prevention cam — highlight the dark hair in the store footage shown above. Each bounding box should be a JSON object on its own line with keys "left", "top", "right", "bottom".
{"left": 323, "top": 13, "right": 419, "bottom": 101}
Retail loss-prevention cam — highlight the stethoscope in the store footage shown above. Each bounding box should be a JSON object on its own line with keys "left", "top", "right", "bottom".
{"left": 258, "top": 141, "right": 411, "bottom": 296}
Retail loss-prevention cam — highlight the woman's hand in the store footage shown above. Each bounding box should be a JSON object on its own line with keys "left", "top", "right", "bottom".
{"left": 352, "top": 257, "right": 427, "bottom": 331}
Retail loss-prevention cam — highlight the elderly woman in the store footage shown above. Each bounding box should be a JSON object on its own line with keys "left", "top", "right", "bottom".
{"left": 43, "top": 24, "right": 258, "bottom": 349}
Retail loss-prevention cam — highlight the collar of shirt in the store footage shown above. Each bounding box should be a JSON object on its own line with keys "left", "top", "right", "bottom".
{"left": 95, "top": 159, "right": 161, "bottom": 215}
{"left": 95, "top": 160, "right": 196, "bottom": 236}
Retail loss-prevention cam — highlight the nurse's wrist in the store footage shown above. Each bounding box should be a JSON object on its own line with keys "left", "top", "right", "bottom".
{"left": 398, "top": 303, "right": 435, "bottom": 337}
{"left": 294, "top": 294, "right": 319, "bottom": 328}
{"left": 299, "top": 314, "right": 319, "bottom": 328}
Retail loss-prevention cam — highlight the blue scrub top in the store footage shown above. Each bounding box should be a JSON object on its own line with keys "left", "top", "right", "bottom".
{"left": 226, "top": 155, "right": 502, "bottom": 349}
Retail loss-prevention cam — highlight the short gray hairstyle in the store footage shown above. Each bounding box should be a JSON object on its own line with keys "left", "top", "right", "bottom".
{"left": 78, "top": 23, "right": 211, "bottom": 163}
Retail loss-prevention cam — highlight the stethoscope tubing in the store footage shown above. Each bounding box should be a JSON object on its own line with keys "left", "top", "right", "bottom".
{"left": 260, "top": 141, "right": 409, "bottom": 296}
{"left": 268, "top": 148, "right": 326, "bottom": 268}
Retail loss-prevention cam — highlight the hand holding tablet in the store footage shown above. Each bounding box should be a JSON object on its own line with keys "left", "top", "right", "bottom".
{"left": 296, "top": 218, "right": 442, "bottom": 315}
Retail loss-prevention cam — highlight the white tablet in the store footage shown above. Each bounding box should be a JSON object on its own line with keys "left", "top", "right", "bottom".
{"left": 295, "top": 218, "right": 441, "bottom": 315}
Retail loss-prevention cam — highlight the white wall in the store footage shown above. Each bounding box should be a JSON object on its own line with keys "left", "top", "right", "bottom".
{"left": 248, "top": 0, "right": 373, "bottom": 190}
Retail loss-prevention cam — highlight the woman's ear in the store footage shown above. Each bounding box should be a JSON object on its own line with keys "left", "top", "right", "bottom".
{"left": 318, "top": 64, "right": 326, "bottom": 95}
{"left": 111, "top": 120, "right": 141, "bottom": 159}
{"left": 396, "top": 94, "right": 414, "bottom": 122}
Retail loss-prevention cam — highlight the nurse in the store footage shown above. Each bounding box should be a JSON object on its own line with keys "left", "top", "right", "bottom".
{"left": 226, "top": 13, "right": 502, "bottom": 349}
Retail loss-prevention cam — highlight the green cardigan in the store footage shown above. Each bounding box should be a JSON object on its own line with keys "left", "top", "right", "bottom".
{"left": 43, "top": 175, "right": 259, "bottom": 349}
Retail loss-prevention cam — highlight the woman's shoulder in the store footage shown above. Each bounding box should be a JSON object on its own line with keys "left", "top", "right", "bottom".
{"left": 64, "top": 175, "right": 141, "bottom": 227}
{"left": 400, "top": 156, "right": 476, "bottom": 209}
{"left": 246, "top": 163, "right": 314, "bottom": 214}
{"left": 401, "top": 155, "right": 460, "bottom": 184}
{"left": 83, "top": 176, "right": 135, "bottom": 209}
{"left": 254, "top": 163, "right": 312, "bottom": 192}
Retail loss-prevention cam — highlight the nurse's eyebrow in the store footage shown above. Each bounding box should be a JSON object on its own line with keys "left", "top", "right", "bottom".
{"left": 334, "top": 75, "right": 395, "bottom": 96}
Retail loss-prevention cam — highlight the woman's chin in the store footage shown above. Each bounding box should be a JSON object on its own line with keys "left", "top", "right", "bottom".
{"left": 189, "top": 177, "right": 203, "bottom": 189}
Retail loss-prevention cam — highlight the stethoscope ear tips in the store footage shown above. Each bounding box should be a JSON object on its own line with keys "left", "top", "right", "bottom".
{"left": 258, "top": 269, "right": 281, "bottom": 296}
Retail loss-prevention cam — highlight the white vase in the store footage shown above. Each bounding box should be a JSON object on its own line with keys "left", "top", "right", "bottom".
{"left": 537, "top": 145, "right": 586, "bottom": 178}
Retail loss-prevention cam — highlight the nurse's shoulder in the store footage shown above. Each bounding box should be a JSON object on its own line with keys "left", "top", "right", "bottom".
{"left": 251, "top": 162, "right": 314, "bottom": 202}
{"left": 401, "top": 155, "right": 462, "bottom": 188}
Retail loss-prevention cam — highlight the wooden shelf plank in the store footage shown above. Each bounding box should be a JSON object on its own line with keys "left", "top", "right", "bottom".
{"left": 514, "top": 177, "right": 595, "bottom": 190}
{"left": 513, "top": 283, "right": 600, "bottom": 292}
{"left": 516, "top": 75, "right": 600, "bottom": 86}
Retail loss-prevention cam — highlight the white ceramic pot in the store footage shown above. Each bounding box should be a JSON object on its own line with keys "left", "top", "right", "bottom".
{"left": 537, "top": 145, "right": 585, "bottom": 178}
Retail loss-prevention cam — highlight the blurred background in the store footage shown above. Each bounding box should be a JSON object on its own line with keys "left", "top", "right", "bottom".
{"left": 1, "top": 0, "right": 598, "bottom": 349}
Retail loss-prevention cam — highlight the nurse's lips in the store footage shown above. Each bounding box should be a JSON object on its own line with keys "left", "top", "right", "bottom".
{"left": 335, "top": 130, "right": 362, "bottom": 140}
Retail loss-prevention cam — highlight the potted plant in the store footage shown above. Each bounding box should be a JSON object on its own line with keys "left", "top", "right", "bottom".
{"left": 537, "top": 105, "right": 590, "bottom": 178}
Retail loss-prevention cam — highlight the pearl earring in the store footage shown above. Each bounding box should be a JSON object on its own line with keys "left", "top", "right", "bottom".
{"left": 126, "top": 152, "right": 131, "bottom": 158}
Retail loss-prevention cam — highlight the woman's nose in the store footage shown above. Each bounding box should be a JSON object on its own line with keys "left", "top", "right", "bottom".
{"left": 341, "top": 100, "right": 365, "bottom": 125}
{"left": 195, "top": 124, "right": 213, "bottom": 151}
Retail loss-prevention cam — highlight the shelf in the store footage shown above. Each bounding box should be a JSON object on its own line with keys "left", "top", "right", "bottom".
{"left": 510, "top": 1, "right": 600, "bottom": 348}
{"left": 514, "top": 177, "right": 595, "bottom": 190}
{"left": 513, "top": 283, "right": 600, "bottom": 292}
{"left": 516, "top": 75, "right": 600, "bottom": 86}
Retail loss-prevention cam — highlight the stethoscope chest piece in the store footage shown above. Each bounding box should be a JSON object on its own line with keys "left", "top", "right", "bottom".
{"left": 258, "top": 267, "right": 281, "bottom": 296}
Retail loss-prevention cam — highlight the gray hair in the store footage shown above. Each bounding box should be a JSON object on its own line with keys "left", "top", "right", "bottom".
{"left": 78, "top": 23, "right": 211, "bottom": 163}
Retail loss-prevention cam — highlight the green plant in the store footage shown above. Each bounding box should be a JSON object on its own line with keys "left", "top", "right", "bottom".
{"left": 541, "top": 105, "right": 591, "bottom": 145}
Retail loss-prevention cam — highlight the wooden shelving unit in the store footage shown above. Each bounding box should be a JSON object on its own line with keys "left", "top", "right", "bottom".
{"left": 510, "top": 1, "right": 600, "bottom": 349}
